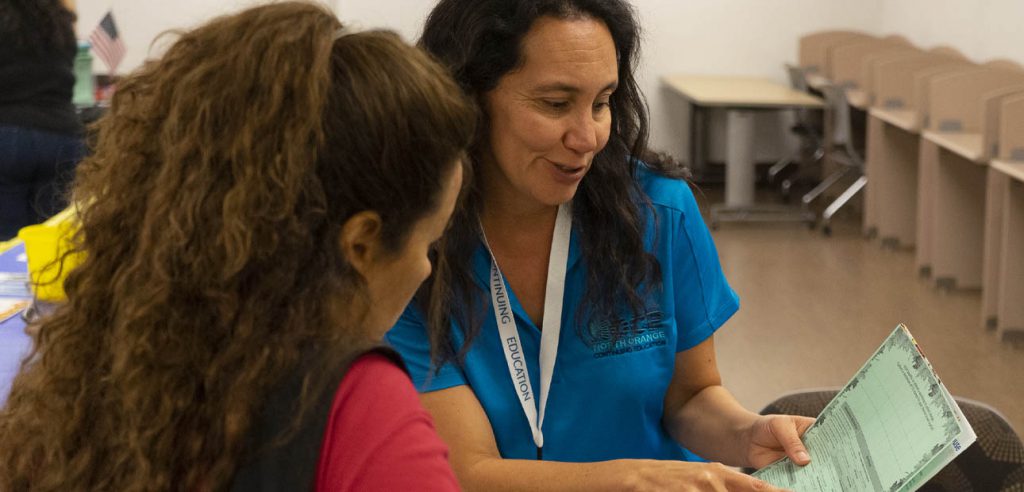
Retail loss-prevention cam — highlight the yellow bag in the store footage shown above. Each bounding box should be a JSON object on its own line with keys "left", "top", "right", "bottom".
{"left": 17, "top": 220, "right": 83, "bottom": 302}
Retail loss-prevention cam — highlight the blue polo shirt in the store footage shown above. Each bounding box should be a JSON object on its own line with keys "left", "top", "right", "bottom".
{"left": 385, "top": 167, "right": 739, "bottom": 462}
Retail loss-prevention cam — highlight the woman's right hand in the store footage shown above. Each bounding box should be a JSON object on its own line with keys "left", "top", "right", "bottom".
{"left": 621, "top": 459, "right": 790, "bottom": 492}
{"left": 422, "top": 386, "right": 791, "bottom": 492}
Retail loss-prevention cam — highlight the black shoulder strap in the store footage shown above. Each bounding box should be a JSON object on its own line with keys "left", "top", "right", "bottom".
{"left": 227, "top": 346, "right": 406, "bottom": 491}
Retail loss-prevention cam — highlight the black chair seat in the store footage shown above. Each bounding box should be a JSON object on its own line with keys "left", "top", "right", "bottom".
{"left": 754, "top": 390, "right": 1024, "bottom": 491}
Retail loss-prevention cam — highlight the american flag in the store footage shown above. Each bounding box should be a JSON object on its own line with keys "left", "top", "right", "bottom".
{"left": 89, "top": 11, "right": 126, "bottom": 74}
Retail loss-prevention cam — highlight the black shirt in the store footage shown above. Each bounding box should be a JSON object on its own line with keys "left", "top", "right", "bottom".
{"left": 228, "top": 347, "right": 408, "bottom": 491}
{"left": 0, "top": 33, "right": 83, "bottom": 136}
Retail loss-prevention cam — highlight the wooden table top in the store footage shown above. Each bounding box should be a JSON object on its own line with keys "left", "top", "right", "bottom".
{"left": 662, "top": 74, "right": 824, "bottom": 109}
{"left": 923, "top": 131, "right": 986, "bottom": 163}
{"left": 992, "top": 159, "right": 1024, "bottom": 183}
{"left": 870, "top": 108, "right": 919, "bottom": 132}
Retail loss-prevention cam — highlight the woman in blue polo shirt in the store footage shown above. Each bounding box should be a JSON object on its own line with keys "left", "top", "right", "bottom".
{"left": 387, "top": 0, "right": 814, "bottom": 489}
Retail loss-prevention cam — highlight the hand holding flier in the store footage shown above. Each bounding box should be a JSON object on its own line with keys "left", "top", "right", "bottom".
{"left": 753, "top": 324, "right": 975, "bottom": 492}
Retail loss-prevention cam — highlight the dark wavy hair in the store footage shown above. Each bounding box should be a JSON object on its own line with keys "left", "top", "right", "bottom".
{"left": 0, "top": 0, "right": 77, "bottom": 53}
{"left": 417, "top": 0, "right": 687, "bottom": 366}
{"left": 0, "top": 2, "right": 475, "bottom": 491}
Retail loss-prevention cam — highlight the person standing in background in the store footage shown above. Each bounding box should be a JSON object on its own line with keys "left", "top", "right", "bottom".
{"left": 0, "top": 0, "right": 86, "bottom": 240}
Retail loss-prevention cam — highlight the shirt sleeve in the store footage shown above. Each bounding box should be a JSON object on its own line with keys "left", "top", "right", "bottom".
{"left": 670, "top": 183, "right": 740, "bottom": 352}
{"left": 385, "top": 303, "right": 467, "bottom": 392}
{"left": 315, "top": 354, "right": 461, "bottom": 492}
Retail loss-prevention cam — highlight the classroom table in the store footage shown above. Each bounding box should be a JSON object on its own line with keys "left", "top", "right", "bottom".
{"left": 798, "top": 31, "right": 875, "bottom": 89}
{"left": 981, "top": 93, "right": 1024, "bottom": 337}
{"left": 862, "top": 60, "right": 975, "bottom": 245}
{"left": 831, "top": 44, "right": 918, "bottom": 110}
{"left": 914, "top": 68, "right": 1024, "bottom": 288}
{"left": 864, "top": 107, "right": 918, "bottom": 243}
{"left": 984, "top": 160, "right": 1024, "bottom": 339}
{"left": 918, "top": 130, "right": 990, "bottom": 289}
{"left": 0, "top": 314, "right": 31, "bottom": 407}
{"left": 0, "top": 243, "right": 33, "bottom": 406}
{"left": 845, "top": 51, "right": 923, "bottom": 110}
{"left": 662, "top": 75, "right": 824, "bottom": 227}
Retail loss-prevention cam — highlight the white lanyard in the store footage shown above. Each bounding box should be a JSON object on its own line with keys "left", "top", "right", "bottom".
{"left": 481, "top": 203, "right": 572, "bottom": 452}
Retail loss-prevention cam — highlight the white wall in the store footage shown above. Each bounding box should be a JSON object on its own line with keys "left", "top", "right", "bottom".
{"left": 878, "top": 0, "right": 1024, "bottom": 66}
{"left": 338, "top": 0, "right": 889, "bottom": 164}
{"left": 72, "top": 0, "right": 1024, "bottom": 167}
{"left": 74, "top": 0, "right": 335, "bottom": 74}
{"left": 343, "top": 0, "right": 888, "bottom": 164}
{"left": 334, "top": 0, "right": 431, "bottom": 42}
{"left": 633, "top": 0, "right": 883, "bottom": 165}
{"left": 74, "top": 0, "right": 423, "bottom": 73}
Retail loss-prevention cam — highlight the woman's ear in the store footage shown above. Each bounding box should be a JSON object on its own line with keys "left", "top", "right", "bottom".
{"left": 339, "top": 211, "right": 384, "bottom": 278}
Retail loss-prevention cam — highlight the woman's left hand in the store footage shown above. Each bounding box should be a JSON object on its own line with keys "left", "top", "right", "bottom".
{"left": 744, "top": 414, "right": 816, "bottom": 470}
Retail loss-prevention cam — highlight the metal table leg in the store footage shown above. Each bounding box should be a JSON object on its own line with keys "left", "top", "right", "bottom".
{"left": 710, "top": 109, "right": 817, "bottom": 228}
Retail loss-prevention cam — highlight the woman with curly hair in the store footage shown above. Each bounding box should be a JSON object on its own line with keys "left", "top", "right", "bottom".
{"left": 0, "top": 2, "right": 475, "bottom": 491}
{"left": 0, "top": 0, "right": 86, "bottom": 239}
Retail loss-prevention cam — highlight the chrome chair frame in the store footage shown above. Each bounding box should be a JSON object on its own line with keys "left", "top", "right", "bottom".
{"left": 769, "top": 65, "right": 826, "bottom": 201}
{"left": 802, "top": 83, "right": 866, "bottom": 235}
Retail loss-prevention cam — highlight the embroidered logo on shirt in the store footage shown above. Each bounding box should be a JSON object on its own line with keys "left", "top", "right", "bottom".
{"left": 589, "top": 311, "right": 667, "bottom": 359}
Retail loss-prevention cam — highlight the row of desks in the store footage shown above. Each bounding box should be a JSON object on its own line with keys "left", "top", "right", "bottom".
{"left": 802, "top": 31, "right": 1024, "bottom": 340}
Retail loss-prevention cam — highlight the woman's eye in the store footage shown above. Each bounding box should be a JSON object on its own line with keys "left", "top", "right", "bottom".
{"left": 543, "top": 100, "right": 570, "bottom": 110}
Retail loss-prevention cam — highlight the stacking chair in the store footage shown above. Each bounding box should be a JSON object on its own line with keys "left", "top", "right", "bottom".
{"left": 751, "top": 389, "right": 1024, "bottom": 491}
{"left": 768, "top": 65, "right": 826, "bottom": 202}
{"left": 801, "top": 84, "right": 866, "bottom": 235}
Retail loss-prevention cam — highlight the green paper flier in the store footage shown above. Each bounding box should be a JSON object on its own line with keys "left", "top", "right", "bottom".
{"left": 753, "top": 324, "right": 976, "bottom": 491}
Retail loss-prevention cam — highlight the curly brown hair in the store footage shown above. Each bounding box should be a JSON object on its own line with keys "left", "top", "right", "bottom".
{"left": 0, "top": 2, "right": 475, "bottom": 490}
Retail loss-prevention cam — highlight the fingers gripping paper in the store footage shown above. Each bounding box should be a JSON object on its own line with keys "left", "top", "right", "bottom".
{"left": 753, "top": 324, "right": 976, "bottom": 491}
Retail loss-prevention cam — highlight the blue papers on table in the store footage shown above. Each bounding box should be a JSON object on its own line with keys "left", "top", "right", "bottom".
{"left": 0, "top": 299, "right": 29, "bottom": 323}
{"left": 753, "top": 324, "right": 975, "bottom": 492}
{"left": 0, "top": 242, "right": 31, "bottom": 299}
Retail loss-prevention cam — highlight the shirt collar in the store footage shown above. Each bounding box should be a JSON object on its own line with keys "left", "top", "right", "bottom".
{"left": 470, "top": 225, "right": 582, "bottom": 290}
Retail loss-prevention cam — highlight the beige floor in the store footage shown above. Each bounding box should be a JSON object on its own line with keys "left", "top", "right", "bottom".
{"left": 704, "top": 196, "right": 1024, "bottom": 437}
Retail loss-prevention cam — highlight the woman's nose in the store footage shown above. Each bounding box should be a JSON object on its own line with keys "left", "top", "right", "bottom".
{"left": 563, "top": 110, "right": 600, "bottom": 154}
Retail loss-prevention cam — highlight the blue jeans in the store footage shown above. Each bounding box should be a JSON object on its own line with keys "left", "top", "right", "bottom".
{"left": 0, "top": 125, "right": 85, "bottom": 240}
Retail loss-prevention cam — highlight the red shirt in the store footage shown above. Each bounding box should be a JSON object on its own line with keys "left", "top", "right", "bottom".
{"left": 315, "top": 353, "right": 461, "bottom": 491}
